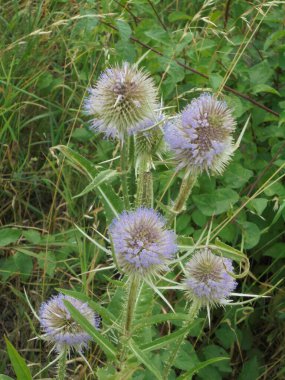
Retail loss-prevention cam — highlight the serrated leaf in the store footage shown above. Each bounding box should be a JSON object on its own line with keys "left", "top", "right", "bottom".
{"left": 115, "top": 19, "right": 132, "bottom": 41}
{"left": 177, "top": 357, "right": 229, "bottom": 380}
{"left": 5, "top": 338, "right": 32, "bottom": 380}
{"left": 64, "top": 300, "right": 117, "bottom": 360}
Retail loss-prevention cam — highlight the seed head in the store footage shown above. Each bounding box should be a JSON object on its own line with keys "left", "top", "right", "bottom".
{"left": 39, "top": 294, "right": 99, "bottom": 353}
{"left": 183, "top": 248, "right": 237, "bottom": 307}
{"left": 84, "top": 62, "right": 158, "bottom": 140}
{"left": 165, "top": 93, "right": 236, "bottom": 174}
{"left": 109, "top": 208, "right": 177, "bottom": 277}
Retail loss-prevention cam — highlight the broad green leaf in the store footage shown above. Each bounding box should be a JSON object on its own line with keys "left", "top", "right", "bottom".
{"left": 64, "top": 300, "right": 117, "bottom": 360}
{"left": 247, "top": 198, "right": 268, "bottom": 216}
{"left": 193, "top": 188, "right": 239, "bottom": 216}
{"left": 264, "top": 30, "right": 285, "bottom": 50}
{"left": 115, "top": 19, "right": 132, "bottom": 41}
{"left": 177, "top": 357, "right": 229, "bottom": 380}
{"left": 23, "top": 230, "right": 41, "bottom": 244}
{"left": 252, "top": 84, "right": 280, "bottom": 97}
{"left": 0, "top": 376, "right": 15, "bottom": 380}
{"left": 5, "top": 338, "right": 32, "bottom": 380}
{"left": 223, "top": 163, "right": 253, "bottom": 189}
{"left": 241, "top": 222, "right": 261, "bottom": 249}
{"left": 0, "top": 229, "right": 21, "bottom": 247}
{"left": 13, "top": 252, "right": 33, "bottom": 280}
{"left": 129, "top": 340, "right": 163, "bottom": 380}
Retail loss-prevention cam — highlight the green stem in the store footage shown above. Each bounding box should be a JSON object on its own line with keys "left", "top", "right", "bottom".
{"left": 135, "top": 155, "right": 153, "bottom": 208}
{"left": 163, "top": 302, "right": 200, "bottom": 379}
{"left": 120, "top": 138, "right": 130, "bottom": 210}
{"left": 124, "top": 276, "right": 141, "bottom": 337}
{"left": 167, "top": 171, "right": 197, "bottom": 226}
{"left": 56, "top": 347, "right": 67, "bottom": 380}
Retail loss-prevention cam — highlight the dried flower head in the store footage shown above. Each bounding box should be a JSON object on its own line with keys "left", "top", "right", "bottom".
{"left": 109, "top": 208, "right": 177, "bottom": 277}
{"left": 39, "top": 294, "right": 99, "bottom": 352}
{"left": 165, "top": 93, "right": 236, "bottom": 174}
{"left": 183, "top": 248, "right": 237, "bottom": 307}
{"left": 84, "top": 62, "right": 158, "bottom": 140}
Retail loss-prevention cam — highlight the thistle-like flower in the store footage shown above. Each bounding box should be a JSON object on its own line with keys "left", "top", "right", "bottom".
{"left": 84, "top": 62, "right": 158, "bottom": 140}
{"left": 183, "top": 248, "right": 237, "bottom": 308}
{"left": 164, "top": 93, "right": 236, "bottom": 174}
{"left": 109, "top": 208, "right": 177, "bottom": 277}
{"left": 39, "top": 294, "right": 99, "bottom": 353}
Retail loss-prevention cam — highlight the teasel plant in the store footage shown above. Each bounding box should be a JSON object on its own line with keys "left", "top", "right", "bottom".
{"left": 45, "top": 61, "right": 273, "bottom": 380}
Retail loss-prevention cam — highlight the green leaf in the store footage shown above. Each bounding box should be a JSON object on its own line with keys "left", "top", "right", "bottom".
{"left": 0, "top": 229, "right": 21, "bottom": 247}
{"left": 63, "top": 300, "right": 117, "bottom": 360}
{"left": 241, "top": 222, "right": 261, "bottom": 249}
{"left": 264, "top": 30, "right": 285, "bottom": 50}
{"left": 141, "top": 326, "right": 190, "bottom": 353}
{"left": 252, "top": 84, "right": 280, "bottom": 97}
{"left": 238, "top": 357, "right": 260, "bottom": 380}
{"left": 193, "top": 188, "right": 239, "bottom": 216}
{"left": 177, "top": 357, "right": 229, "bottom": 380}
{"left": 5, "top": 337, "right": 32, "bottom": 380}
{"left": 129, "top": 340, "right": 163, "bottom": 380}
{"left": 13, "top": 252, "right": 33, "bottom": 280}
{"left": 115, "top": 19, "right": 132, "bottom": 41}
{"left": 249, "top": 60, "right": 273, "bottom": 85}
{"left": 73, "top": 169, "right": 119, "bottom": 199}
{"left": 247, "top": 198, "right": 268, "bottom": 216}
{"left": 133, "top": 313, "right": 192, "bottom": 330}
{"left": 0, "top": 375, "right": 15, "bottom": 380}
{"left": 223, "top": 163, "right": 253, "bottom": 189}
{"left": 37, "top": 251, "right": 56, "bottom": 277}
{"left": 23, "top": 230, "right": 41, "bottom": 244}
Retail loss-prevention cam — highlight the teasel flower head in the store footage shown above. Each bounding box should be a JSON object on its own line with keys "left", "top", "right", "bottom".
{"left": 183, "top": 248, "right": 237, "bottom": 308}
{"left": 164, "top": 93, "right": 236, "bottom": 175}
{"left": 39, "top": 294, "right": 100, "bottom": 353}
{"left": 109, "top": 208, "right": 177, "bottom": 277}
{"left": 84, "top": 62, "right": 158, "bottom": 140}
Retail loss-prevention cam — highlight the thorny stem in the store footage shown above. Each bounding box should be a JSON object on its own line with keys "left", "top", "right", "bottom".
{"left": 163, "top": 302, "right": 200, "bottom": 379}
{"left": 136, "top": 154, "right": 153, "bottom": 208}
{"left": 56, "top": 347, "right": 67, "bottom": 380}
{"left": 120, "top": 137, "right": 130, "bottom": 210}
{"left": 167, "top": 171, "right": 197, "bottom": 226}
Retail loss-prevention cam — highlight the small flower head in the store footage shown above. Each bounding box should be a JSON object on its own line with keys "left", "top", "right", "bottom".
{"left": 165, "top": 93, "right": 236, "bottom": 174}
{"left": 109, "top": 208, "right": 177, "bottom": 277}
{"left": 84, "top": 62, "right": 158, "bottom": 140}
{"left": 135, "top": 112, "right": 165, "bottom": 159}
{"left": 183, "top": 248, "right": 237, "bottom": 307}
{"left": 39, "top": 294, "right": 99, "bottom": 353}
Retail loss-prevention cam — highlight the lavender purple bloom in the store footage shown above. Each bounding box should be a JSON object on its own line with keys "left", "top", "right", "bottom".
{"left": 109, "top": 208, "right": 177, "bottom": 277}
{"left": 164, "top": 93, "right": 236, "bottom": 174}
{"left": 39, "top": 294, "right": 99, "bottom": 352}
{"left": 183, "top": 248, "right": 237, "bottom": 307}
{"left": 84, "top": 62, "right": 158, "bottom": 140}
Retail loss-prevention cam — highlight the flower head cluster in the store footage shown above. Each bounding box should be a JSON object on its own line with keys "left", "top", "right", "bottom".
{"left": 109, "top": 208, "right": 177, "bottom": 277}
{"left": 84, "top": 62, "right": 158, "bottom": 140}
{"left": 39, "top": 294, "right": 99, "bottom": 353}
{"left": 183, "top": 248, "right": 237, "bottom": 307}
{"left": 165, "top": 93, "right": 236, "bottom": 174}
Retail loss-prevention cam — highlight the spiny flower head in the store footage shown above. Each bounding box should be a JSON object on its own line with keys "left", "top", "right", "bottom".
{"left": 109, "top": 208, "right": 177, "bottom": 277}
{"left": 84, "top": 62, "right": 158, "bottom": 140}
{"left": 39, "top": 294, "right": 99, "bottom": 353}
{"left": 183, "top": 248, "right": 237, "bottom": 307}
{"left": 165, "top": 93, "right": 236, "bottom": 174}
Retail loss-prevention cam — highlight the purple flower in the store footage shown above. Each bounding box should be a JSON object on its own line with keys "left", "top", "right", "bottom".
{"left": 183, "top": 248, "right": 237, "bottom": 307}
{"left": 109, "top": 208, "right": 177, "bottom": 277}
{"left": 164, "top": 93, "right": 236, "bottom": 174}
{"left": 39, "top": 294, "right": 100, "bottom": 352}
{"left": 84, "top": 62, "right": 158, "bottom": 140}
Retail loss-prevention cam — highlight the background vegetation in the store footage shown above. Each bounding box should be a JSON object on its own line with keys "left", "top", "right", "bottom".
{"left": 0, "top": 0, "right": 285, "bottom": 379}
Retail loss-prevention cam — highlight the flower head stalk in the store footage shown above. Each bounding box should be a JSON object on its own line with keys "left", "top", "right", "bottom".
{"left": 165, "top": 93, "right": 236, "bottom": 175}
{"left": 85, "top": 62, "right": 158, "bottom": 140}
